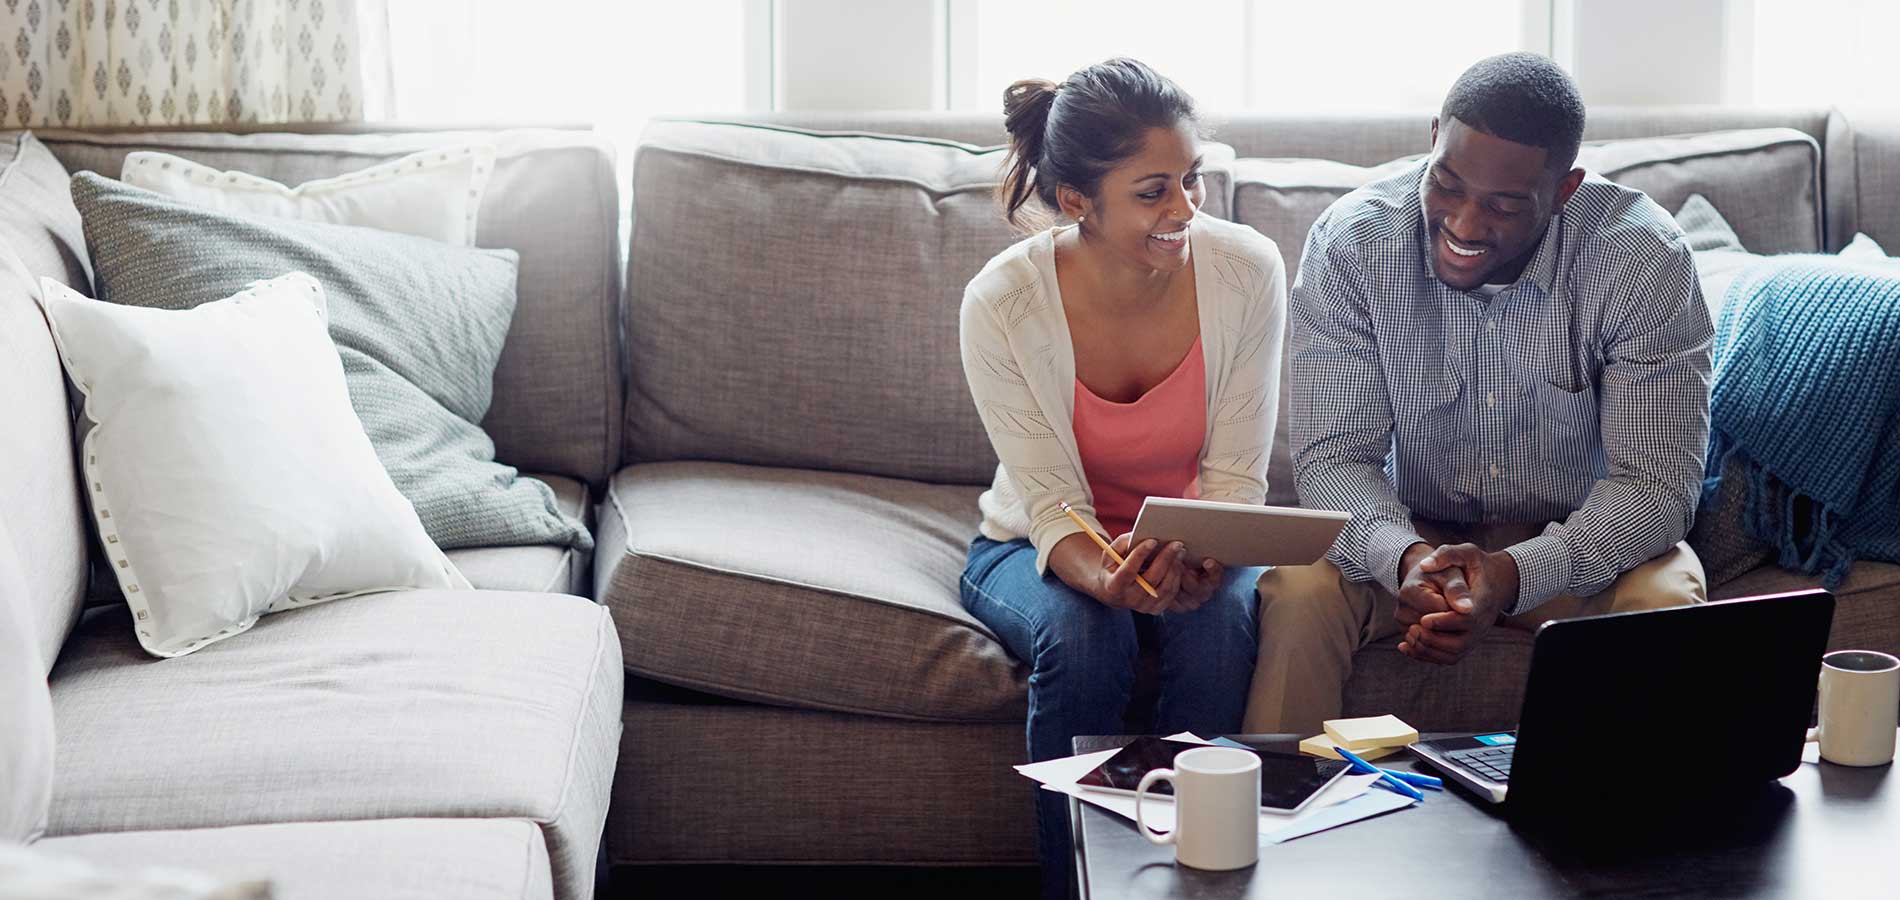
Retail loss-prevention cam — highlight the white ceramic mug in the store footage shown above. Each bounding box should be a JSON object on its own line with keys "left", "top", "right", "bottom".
{"left": 1807, "top": 649, "right": 1900, "bottom": 767}
{"left": 1133, "top": 745, "right": 1259, "bottom": 871}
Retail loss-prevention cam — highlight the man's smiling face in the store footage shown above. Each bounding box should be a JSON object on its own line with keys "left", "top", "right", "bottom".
{"left": 1419, "top": 116, "right": 1579, "bottom": 291}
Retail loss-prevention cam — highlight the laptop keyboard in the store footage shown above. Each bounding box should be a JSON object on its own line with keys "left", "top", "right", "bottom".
{"left": 1446, "top": 745, "right": 1515, "bottom": 782}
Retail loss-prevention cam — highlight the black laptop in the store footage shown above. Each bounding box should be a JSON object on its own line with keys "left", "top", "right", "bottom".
{"left": 1409, "top": 589, "right": 1835, "bottom": 814}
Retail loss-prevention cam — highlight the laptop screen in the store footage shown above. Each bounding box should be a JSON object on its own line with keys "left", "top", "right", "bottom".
{"left": 1507, "top": 589, "right": 1833, "bottom": 809}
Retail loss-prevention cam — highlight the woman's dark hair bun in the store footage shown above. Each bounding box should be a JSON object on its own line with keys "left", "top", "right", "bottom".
{"left": 999, "top": 79, "right": 1060, "bottom": 230}
{"left": 1002, "top": 78, "right": 1060, "bottom": 138}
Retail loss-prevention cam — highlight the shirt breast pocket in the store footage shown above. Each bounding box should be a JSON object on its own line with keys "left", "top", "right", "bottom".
{"left": 1522, "top": 376, "right": 1599, "bottom": 445}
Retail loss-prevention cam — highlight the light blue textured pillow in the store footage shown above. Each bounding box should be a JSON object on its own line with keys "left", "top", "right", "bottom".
{"left": 71, "top": 172, "right": 590, "bottom": 552}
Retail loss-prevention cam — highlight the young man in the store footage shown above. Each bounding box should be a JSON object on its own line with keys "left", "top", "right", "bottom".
{"left": 1243, "top": 52, "right": 1714, "bottom": 735}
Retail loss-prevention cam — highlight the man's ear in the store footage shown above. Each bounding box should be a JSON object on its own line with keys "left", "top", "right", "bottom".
{"left": 1553, "top": 167, "right": 1586, "bottom": 209}
{"left": 1429, "top": 115, "right": 1440, "bottom": 149}
{"left": 1055, "top": 185, "right": 1091, "bottom": 223}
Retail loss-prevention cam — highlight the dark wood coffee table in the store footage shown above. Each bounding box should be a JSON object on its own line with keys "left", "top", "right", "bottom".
{"left": 1070, "top": 733, "right": 1896, "bottom": 899}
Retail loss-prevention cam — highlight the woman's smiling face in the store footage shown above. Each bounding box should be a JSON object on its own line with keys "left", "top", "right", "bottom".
{"left": 1066, "top": 122, "right": 1205, "bottom": 274}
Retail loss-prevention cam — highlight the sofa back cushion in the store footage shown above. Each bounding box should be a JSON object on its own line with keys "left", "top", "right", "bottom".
{"left": 1232, "top": 126, "right": 1822, "bottom": 507}
{"left": 753, "top": 107, "right": 1833, "bottom": 165}
{"left": 624, "top": 120, "right": 1236, "bottom": 484}
{"left": 1582, "top": 128, "right": 1822, "bottom": 255}
{"left": 1236, "top": 127, "right": 1825, "bottom": 286}
{"left": 0, "top": 132, "right": 90, "bottom": 671}
{"left": 39, "top": 128, "right": 624, "bottom": 487}
{"left": 1826, "top": 107, "right": 1900, "bottom": 253}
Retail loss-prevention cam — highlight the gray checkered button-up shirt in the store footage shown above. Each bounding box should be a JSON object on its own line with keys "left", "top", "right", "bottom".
{"left": 1290, "top": 161, "right": 1714, "bottom": 614}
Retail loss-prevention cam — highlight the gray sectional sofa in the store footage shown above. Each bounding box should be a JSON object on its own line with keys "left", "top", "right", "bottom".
{"left": 4, "top": 105, "right": 1898, "bottom": 894}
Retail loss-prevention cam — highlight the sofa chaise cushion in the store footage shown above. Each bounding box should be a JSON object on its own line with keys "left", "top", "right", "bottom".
{"left": 596, "top": 461, "right": 1026, "bottom": 721}
{"left": 37, "top": 818, "right": 552, "bottom": 900}
{"left": 45, "top": 589, "right": 620, "bottom": 900}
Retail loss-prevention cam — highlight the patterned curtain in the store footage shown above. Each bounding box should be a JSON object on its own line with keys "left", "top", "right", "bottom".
{"left": 0, "top": 0, "right": 372, "bottom": 127}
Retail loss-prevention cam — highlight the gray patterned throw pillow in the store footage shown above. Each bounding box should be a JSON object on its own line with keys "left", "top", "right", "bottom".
{"left": 70, "top": 172, "right": 591, "bottom": 552}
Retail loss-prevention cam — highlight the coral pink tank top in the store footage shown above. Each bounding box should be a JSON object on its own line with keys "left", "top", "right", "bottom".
{"left": 1072, "top": 336, "right": 1207, "bottom": 538}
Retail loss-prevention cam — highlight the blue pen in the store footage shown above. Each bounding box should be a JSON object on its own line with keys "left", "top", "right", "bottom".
{"left": 1334, "top": 745, "right": 1428, "bottom": 801}
{"left": 1362, "top": 762, "right": 1442, "bottom": 791}
{"left": 1329, "top": 745, "right": 1442, "bottom": 790}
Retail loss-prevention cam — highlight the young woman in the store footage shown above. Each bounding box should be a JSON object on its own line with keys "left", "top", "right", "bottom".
{"left": 958, "top": 58, "right": 1287, "bottom": 895}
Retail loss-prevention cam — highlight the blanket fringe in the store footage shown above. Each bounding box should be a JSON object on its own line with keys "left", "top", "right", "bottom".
{"left": 1707, "top": 433, "right": 1856, "bottom": 590}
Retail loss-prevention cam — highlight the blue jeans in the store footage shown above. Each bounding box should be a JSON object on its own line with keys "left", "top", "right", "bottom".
{"left": 960, "top": 537, "right": 1262, "bottom": 899}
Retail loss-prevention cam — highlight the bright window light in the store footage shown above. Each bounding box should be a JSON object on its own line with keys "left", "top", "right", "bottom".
{"left": 380, "top": 0, "right": 751, "bottom": 143}
{"left": 955, "top": 0, "right": 1525, "bottom": 113}
{"left": 956, "top": 0, "right": 1250, "bottom": 113}
{"left": 1744, "top": 0, "right": 1900, "bottom": 106}
{"left": 1248, "top": 0, "right": 1524, "bottom": 111}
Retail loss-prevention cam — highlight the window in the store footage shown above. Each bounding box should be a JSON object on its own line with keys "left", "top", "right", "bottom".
{"left": 1739, "top": 0, "right": 1900, "bottom": 106}
{"left": 951, "top": 0, "right": 1530, "bottom": 113}
{"left": 1246, "top": 0, "right": 1526, "bottom": 111}
{"left": 376, "top": 0, "right": 760, "bottom": 243}
{"left": 378, "top": 1, "right": 757, "bottom": 144}
{"left": 953, "top": 0, "right": 1250, "bottom": 112}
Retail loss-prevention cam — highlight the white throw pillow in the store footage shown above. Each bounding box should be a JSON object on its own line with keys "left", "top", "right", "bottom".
{"left": 121, "top": 144, "right": 495, "bottom": 246}
{"left": 1841, "top": 232, "right": 1893, "bottom": 262}
{"left": 39, "top": 273, "right": 470, "bottom": 658}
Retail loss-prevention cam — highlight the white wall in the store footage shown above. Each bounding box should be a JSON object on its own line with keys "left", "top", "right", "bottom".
{"left": 777, "top": 0, "right": 944, "bottom": 110}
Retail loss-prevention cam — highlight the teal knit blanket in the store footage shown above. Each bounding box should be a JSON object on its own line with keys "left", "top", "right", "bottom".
{"left": 1705, "top": 257, "right": 1900, "bottom": 587}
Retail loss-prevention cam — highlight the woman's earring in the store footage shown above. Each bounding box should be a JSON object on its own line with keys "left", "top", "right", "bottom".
{"left": 1076, "top": 215, "right": 1085, "bottom": 223}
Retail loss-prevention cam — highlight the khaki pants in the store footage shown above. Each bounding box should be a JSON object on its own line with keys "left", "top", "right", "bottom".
{"left": 1242, "top": 520, "right": 1708, "bottom": 735}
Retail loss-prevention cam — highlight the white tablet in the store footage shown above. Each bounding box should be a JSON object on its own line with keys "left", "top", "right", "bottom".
{"left": 1129, "top": 497, "right": 1350, "bottom": 568}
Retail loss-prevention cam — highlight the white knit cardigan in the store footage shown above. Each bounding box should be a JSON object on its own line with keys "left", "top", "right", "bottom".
{"left": 959, "top": 216, "right": 1288, "bottom": 575}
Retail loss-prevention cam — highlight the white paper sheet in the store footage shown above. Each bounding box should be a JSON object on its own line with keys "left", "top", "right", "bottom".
{"left": 1017, "top": 733, "right": 1418, "bottom": 845}
{"left": 1010, "top": 732, "right": 1213, "bottom": 789}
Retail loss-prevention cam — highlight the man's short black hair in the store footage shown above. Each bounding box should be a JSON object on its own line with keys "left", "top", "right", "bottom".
{"left": 1441, "top": 52, "right": 1586, "bottom": 173}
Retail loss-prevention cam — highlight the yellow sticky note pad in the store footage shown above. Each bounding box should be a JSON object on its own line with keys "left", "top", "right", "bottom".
{"left": 1299, "top": 733, "right": 1403, "bottom": 762}
{"left": 1322, "top": 714, "right": 1419, "bottom": 751}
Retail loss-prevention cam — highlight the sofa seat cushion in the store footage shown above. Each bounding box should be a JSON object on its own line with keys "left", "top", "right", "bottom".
{"left": 596, "top": 461, "right": 1027, "bottom": 722}
{"left": 37, "top": 818, "right": 552, "bottom": 900}
{"left": 1713, "top": 561, "right": 1900, "bottom": 655}
{"left": 46, "top": 589, "right": 621, "bottom": 900}
{"left": 446, "top": 475, "right": 593, "bottom": 596}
